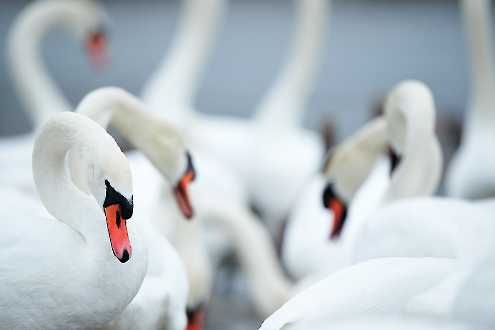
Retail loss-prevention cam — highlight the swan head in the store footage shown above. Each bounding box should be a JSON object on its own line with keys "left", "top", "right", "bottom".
{"left": 321, "top": 119, "right": 388, "bottom": 239}
{"left": 60, "top": 0, "right": 110, "bottom": 68}
{"left": 321, "top": 181, "right": 349, "bottom": 239}
{"left": 141, "top": 113, "right": 197, "bottom": 219}
{"left": 67, "top": 123, "right": 134, "bottom": 263}
{"left": 384, "top": 80, "right": 436, "bottom": 154}
{"left": 186, "top": 304, "right": 206, "bottom": 330}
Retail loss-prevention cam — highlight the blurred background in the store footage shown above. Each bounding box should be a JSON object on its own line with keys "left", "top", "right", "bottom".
{"left": 0, "top": 1, "right": 482, "bottom": 329}
{"left": 0, "top": 0, "right": 472, "bottom": 139}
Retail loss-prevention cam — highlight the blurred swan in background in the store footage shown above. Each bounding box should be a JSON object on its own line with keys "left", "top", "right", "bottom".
{"left": 188, "top": 0, "right": 329, "bottom": 234}
{"left": 0, "top": 112, "right": 146, "bottom": 329}
{"left": 76, "top": 88, "right": 193, "bottom": 330}
{"left": 446, "top": 0, "right": 495, "bottom": 199}
{"left": 1, "top": 0, "right": 108, "bottom": 196}
{"left": 283, "top": 80, "right": 440, "bottom": 280}
{"left": 258, "top": 80, "right": 444, "bottom": 330}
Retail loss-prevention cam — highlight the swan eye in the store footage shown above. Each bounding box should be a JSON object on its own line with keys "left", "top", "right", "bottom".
{"left": 103, "top": 180, "right": 134, "bottom": 220}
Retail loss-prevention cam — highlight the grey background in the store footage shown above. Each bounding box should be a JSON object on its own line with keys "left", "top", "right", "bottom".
{"left": 0, "top": 1, "right": 487, "bottom": 329}
{"left": 0, "top": 0, "right": 473, "bottom": 139}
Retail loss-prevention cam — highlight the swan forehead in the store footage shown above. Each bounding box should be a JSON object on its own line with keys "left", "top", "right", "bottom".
{"left": 63, "top": 0, "right": 109, "bottom": 37}
{"left": 99, "top": 145, "right": 132, "bottom": 198}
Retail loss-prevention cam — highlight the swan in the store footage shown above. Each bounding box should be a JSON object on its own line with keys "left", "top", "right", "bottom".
{"left": 446, "top": 0, "right": 495, "bottom": 199}
{"left": 140, "top": 1, "right": 252, "bottom": 325}
{"left": 258, "top": 80, "right": 444, "bottom": 330}
{"left": 0, "top": 112, "right": 146, "bottom": 329}
{"left": 188, "top": 0, "right": 329, "bottom": 232}
{"left": 75, "top": 87, "right": 197, "bottom": 330}
{"left": 1, "top": 0, "right": 109, "bottom": 196}
{"left": 282, "top": 80, "right": 440, "bottom": 280}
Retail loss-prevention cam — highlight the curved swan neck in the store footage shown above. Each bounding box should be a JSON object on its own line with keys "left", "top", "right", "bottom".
{"left": 142, "top": 0, "right": 226, "bottom": 108}
{"left": 462, "top": 0, "right": 495, "bottom": 122}
{"left": 255, "top": 0, "right": 329, "bottom": 127}
{"left": 325, "top": 118, "right": 389, "bottom": 202}
{"left": 7, "top": 1, "right": 72, "bottom": 128}
{"left": 384, "top": 92, "right": 442, "bottom": 203}
{"left": 201, "top": 203, "right": 292, "bottom": 317}
{"left": 33, "top": 112, "right": 107, "bottom": 240}
{"left": 77, "top": 87, "right": 185, "bottom": 182}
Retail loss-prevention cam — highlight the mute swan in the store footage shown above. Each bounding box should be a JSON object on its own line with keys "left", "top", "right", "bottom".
{"left": 140, "top": 1, "right": 251, "bottom": 325}
{"left": 143, "top": 0, "right": 328, "bottom": 235}
{"left": 446, "top": 0, "right": 495, "bottom": 199}
{"left": 0, "top": 112, "right": 146, "bottom": 329}
{"left": 1, "top": 0, "right": 109, "bottom": 195}
{"left": 258, "top": 81, "right": 444, "bottom": 330}
{"left": 75, "top": 88, "right": 195, "bottom": 330}
{"left": 188, "top": 0, "right": 329, "bottom": 233}
{"left": 282, "top": 80, "right": 440, "bottom": 280}
{"left": 322, "top": 81, "right": 441, "bottom": 241}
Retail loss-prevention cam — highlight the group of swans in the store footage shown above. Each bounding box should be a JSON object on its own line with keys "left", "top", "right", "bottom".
{"left": 4, "top": 0, "right": 495, "bottom": 329}
{"left": 260, "top": 78, "right": 495, "bottom": 330}
{"left": 257, "top": 0, "right": 495, "bottom": 328}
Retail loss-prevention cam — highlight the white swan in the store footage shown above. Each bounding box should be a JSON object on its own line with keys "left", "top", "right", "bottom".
{"left": 282, "top": 80, "right": 440, "bottom": 280}
{"left": 189, "top": 0, "right": 329, "bottom": 231}
{"left": 1, "top": 0, "right": 109, "bottom": 195}
{"left": 446, "top": 0, "right": 495, "bottom": 199}
{"left": 258, "top": 81, "right": 444, "bottom": 330}
{"left": 75, "top": 88, "right": 193, "bottom": 330}
{"left": 0, "top": 112, "right": 146, "bottom": 329}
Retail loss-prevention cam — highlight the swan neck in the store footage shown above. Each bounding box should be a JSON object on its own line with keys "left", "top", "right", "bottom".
{"left": 77, "top": 88, "right": 183, "bottom": 182}
{"left": 202, "top": 203, "right": 292, "bottom": 317}
{"left": 462, "top": 0, "right": 495, "bottom": 121}
{"left": 7, "top": 1, "right": 71, "bottom": 128}
{"left": 32, "top": 115, "right": 104, "bottom": 241}
{"left": 384, "top": 105, "right": 442, "bottom": 202}
{"left": 143, "top": 0, "right": 226, "bottom": 107}
{"left": 255, "top": 0, "right": 329, "bottom": 126}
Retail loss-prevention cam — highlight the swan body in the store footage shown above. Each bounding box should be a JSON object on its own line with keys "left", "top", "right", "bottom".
{"left": 259, "top": 257, "right": 455, "bottom": 330}
{"left": 189, "top": 0, "right": 329, "bottom": 230}
{"left": 0, "top": 112, "right": 147, "bottom": 329}
{"left": 286, "top": 316, "right": 477, "bottom": 330}
{"left": 1, "top": 0, "right": 108, "bottom": 196}
{"left": 446, "top": 0, "right": 495, "bottom": 199}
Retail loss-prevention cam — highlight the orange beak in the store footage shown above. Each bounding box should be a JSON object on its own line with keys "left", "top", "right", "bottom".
{"left": 104, "top": 204, "right": 132, "bottom": 263}
{"left": 328, "top": 198, "right": 346, "bottom": 240}
{"left": 86, "top": 31, "right": 108, "bottom": 69}
{"left": 186, "top": 307, "right": 205, "bottom": 330}
{"left": 173, "top": 170, "right": 195, "bottom": 219}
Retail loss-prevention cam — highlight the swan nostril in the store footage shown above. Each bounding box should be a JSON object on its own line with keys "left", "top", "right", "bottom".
{"left": 120, "top": 249, "right": 130, "bottom": 263}
{"left": 115, "top": 210, "right": 121, "bottom": 228}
